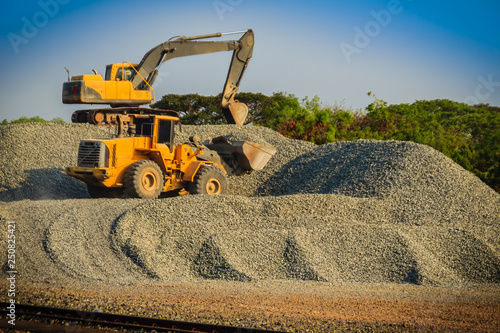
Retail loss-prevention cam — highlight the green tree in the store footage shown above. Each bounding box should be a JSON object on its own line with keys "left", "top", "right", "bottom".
{"left": 347, "top": 96, "right": 499, "bottom": 191}
{"left": 151, "top": 92, "right": 277, "bottom": 125}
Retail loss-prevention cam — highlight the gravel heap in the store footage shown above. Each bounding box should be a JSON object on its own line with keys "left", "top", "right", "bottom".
{"left": 0, "top": 123, "right": 499, "bottom": 286}
{"left": 0, "top": 123, "right": 314, "bottom": 200}
{"left": 0, "top": 123, "right": 110, "bottom": 201}
{"left": 259, "top": 140, "right": 499, "bottom": 227}
{"left": 111, "top": 195, "right": 500, "bottom": 285}
{"left": 174, "top": 124, "right": 316, "bottom": 196}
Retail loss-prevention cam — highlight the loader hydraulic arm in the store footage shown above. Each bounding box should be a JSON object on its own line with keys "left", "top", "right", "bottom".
{"left": 131, "top": 29, "right": 254, "bottom": 125}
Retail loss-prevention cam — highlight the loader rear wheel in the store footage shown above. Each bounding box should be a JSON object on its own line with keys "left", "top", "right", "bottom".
{"left": 124, "top": 160, "right": 163, "bottom": 199}
{"left": 190, "top": 166, "right": 227, "bottom": 195}
{"left": 87, "top": 184, "right": 124, "bottom": 198}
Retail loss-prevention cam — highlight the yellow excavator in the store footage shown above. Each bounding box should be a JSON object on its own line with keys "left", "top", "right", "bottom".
{"left": 63, "top": 29, "right": 254, "bottom": 125}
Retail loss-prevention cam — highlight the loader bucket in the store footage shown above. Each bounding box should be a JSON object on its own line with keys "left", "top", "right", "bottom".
{"left": 223, "top": 102, "right": 249, "bottom": 125}
{"left": 232, "top": 141, "right": 276, "bottom": 171}
{"left": 205, "top": 136, "right": 277, "bottom": 175}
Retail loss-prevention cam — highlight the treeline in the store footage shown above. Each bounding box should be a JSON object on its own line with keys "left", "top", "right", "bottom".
{"left": 1, "top": 116, "right": 65, "bottom": 125}
{"left": 153, "top": 92, "right": 500, "bottom": 192}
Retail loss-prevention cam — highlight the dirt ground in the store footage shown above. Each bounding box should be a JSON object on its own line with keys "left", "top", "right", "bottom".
{"left": 2, "top": 281, "right": 500, "bottom": 332}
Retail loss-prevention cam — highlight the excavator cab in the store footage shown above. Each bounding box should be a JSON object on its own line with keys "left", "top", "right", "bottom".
{"left": 105, "top": 64, "right": 137, "bottom": 81}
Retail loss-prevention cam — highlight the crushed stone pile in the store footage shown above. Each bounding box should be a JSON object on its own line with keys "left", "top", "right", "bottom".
{"left": 0, "top": 123, "right": 499, "bottom": 286}
{"left": 259, "top": 140, "right": 499, "bottom": 227}
{"left": 0, "top": 123, "right": 314, "bottom": 200}
{"left": 0, "top": 123, "right": 110, "bottom": 201}
{"left": 112, "top": 195, "right": 500, "bottom": 285}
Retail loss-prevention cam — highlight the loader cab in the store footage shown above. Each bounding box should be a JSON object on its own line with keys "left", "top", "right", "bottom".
{"left": 131, "top": 115, "right": 177, "bottom": 150}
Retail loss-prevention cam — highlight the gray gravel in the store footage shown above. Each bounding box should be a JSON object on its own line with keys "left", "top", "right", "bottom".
{"left": 174, "top": 124, "right": 316, "bottom": 196}
{"left": 0, "top": 123, "right": 314, "bottom": 200}
{"left": 0, "top": 123, "right": 499, "bottom": 287}
{"left": 0, "top": 123, "right": 111, "bottom": 201}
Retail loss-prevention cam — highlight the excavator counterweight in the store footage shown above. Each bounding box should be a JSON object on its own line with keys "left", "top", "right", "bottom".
{"left": 63, "top": 29, "right": 254, "bottom": 125}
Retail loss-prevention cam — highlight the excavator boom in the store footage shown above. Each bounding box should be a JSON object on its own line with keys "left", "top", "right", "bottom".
{"left": 131, "top": 29, "right": 254, "bottom": 124}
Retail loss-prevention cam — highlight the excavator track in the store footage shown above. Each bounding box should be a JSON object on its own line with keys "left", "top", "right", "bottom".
{"left": 72, "top": 107, "right": 179, "bottom": 125}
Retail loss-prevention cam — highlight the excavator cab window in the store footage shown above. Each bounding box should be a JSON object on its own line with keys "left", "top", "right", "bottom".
{"left": 104, "top": 65, "right": 134, "bottom": 81}
{"left": 116, "top": 67, "right": 133, "bottom": 81}
{"left": 105, "top": 65, "right": 112, "bottom": 81}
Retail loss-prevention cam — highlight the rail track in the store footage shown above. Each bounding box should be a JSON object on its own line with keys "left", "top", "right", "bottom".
{"left": 0, "top": 302, "right": 287, "bottom": 333}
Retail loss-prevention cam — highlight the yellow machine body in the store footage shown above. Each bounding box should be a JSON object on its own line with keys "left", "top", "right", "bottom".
{"left": 66, "top": 114, "right": 221, "bottom": 193}
{"left": 63, "top": 64, "right": 153, "bottom": 106}
{"left": 63, "top": 29, "right": 255, "bottom": 125}
{"left": 66, "top": 112, "right": 276, "bottom": 198}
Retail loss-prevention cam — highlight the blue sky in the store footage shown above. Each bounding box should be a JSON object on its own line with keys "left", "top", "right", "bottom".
{"left": 1, "top": 0, "right": 499, "bottom": 122}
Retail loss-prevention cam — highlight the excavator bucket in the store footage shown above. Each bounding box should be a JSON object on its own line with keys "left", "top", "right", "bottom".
{"left": 204, "top": 136, "right": 277, "bottom": 175}
{"left": 223, "top": 102, "right": 249, "bottom": 126}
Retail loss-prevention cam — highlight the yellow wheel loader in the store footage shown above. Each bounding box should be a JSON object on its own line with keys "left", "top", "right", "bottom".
{"left": 63, "top": 30, "right": 254, "bottom": 125}
{"left": 66, "top": 113, "right": 276, "bottom": 198}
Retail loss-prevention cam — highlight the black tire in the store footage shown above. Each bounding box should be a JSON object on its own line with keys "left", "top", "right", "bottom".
{"left": 124, "top": 160, "right": 164, "bottom": 199}
{"left": 189, "top": 166, "right": 228, "bottom": 195}
{"left": 87, "top": 184, "right": 124, "bottom": 198}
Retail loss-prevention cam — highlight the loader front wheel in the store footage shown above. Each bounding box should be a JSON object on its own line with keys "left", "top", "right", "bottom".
{"left": 124, "top": 160, "right": 163, "bottom": 199}
{"left": 190, "top": 166, "right": 227, "bottom": 195}
{"left": 87, "top": 184, "right": 124, "bottom": 198}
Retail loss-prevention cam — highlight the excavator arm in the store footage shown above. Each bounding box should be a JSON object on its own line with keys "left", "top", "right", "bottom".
{"left": 131, "top": 29, "right": 254, "bottom": 124}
